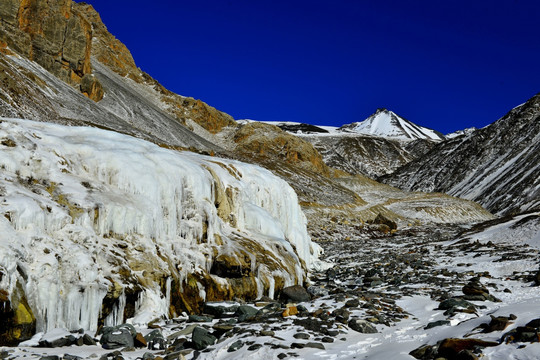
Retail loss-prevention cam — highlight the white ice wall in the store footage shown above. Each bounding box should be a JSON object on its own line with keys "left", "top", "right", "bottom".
{"left": 0, "top": 118, "right": 319, "bottom": 332}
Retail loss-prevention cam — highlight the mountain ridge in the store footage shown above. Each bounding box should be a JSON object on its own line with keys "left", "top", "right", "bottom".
{"left": 380, "top": 92, "right": 540, "bottom": 216}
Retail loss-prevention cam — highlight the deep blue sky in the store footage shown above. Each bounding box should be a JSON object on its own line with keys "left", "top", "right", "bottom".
{"left": 83, "top": 0, "right": 540, "bottom": 134}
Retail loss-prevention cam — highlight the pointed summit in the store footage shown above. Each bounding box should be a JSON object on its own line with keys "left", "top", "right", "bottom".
{"left": 339, "top": 109, "right": 445, "bottom": 141}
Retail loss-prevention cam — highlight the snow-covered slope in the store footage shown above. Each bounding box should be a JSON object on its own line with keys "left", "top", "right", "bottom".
{"left": 445, "top": 127, "right": 477, "bottom": 139}
{"left": 0, "top": 118, "right": 320, "bottom": 336}
{"left": 339, "top": 108, "right": 445, "bottom": 141}
{"left": 381, "top": 93, "right": 540, "bottom": 216}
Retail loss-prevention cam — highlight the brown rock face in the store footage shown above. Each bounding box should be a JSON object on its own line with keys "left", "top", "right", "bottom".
{"left": 72, "top": 2, "right": 136, "bottom": 78}
{"left": 74, "top": 2, "right": 235, "bottom": 133}
{"left": 0, "top": 0, "right": 92, "bottom": 85}
{"left": 80, "top": 73, "right": 104, "bottom": 101}
{"left": 233, "top": 122, "right": 330, "bottom": 176}
{"left": 0, "top": 0, "right": 236, "bottom": 129}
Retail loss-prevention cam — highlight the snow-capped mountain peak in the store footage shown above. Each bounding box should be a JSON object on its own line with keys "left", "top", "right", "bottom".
{"left": 339, "top": 108, "right": 446, "bottom": 141}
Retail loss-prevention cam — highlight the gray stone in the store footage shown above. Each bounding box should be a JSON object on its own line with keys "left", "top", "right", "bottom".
{"left": 167, "top": 324, "right": 198, "bottom": 340}
{"left": 348, "top": 319, "right": 378, "bottom": 334}
{"left": 188, "top": 314, "right": 213, "bottom": 323}
{"left": 409, "top": 344, "right": 435, "bottom": 359}
{"left": 344, "top": 298, "right": 360, "bottom": 308}
{"left": 332, "top": 308, "right": 350, "bottom": 323}
{"left": 191, "top": 326, "right": 216, "bottom": 350}
{"left": 437, "top": 298, "right": 476, "bottom": 311}
{"left": 100, "top": 327, "right": 134, "bottom": 350}
{"left": 82, "top": 334, "right": 97, "bottom": 346}
{"left": 281, "top": 285, "right": 311, "bottom": 303}
{"left": 227, "top": 340, "right": 243, "bottom": 352}
{"left": 39, "top": 335, "right": 77, "bottom": 348}
{"left": 259, "top": 330, "right": 275, "bottom": 337}
{"left": 63, "top": 355, "right": 83, "bottom": 360}
{"left": 247, "top": 343, "right": 262, "bottom": 351}
{"left": 235, "top": 305, "right": 259, "bottom": 321}
{"left": 424, "top": 320, "right": 451, "bottom": 330}
{"left": 144, "top": 329, "right": 166, "bottom": 350}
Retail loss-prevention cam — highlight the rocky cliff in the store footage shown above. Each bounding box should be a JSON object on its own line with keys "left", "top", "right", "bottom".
{"left": 0, "top": 0, "right": 97, "bottom": 97}
{"left": 0, "top": 0, "right": 235, "bottom": 133}
{"left": 381, "top": 93, "right": 540, "bottom": 216}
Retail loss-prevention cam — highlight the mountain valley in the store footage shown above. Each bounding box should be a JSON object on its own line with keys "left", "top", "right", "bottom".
{"left": 0, "top": 1, "right": 539, "bottom": 360}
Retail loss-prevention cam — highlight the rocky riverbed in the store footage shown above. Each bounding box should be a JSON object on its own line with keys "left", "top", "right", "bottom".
{"left": 2, "top": 214, "right": 540, "bottom": 360}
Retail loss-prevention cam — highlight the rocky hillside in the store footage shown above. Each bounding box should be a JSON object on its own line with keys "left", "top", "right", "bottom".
{"left": 380, "top": 93, "right": 540, "bottom": 216}
{"left": 0, "top": 0, "right": 234, "bottom": 144}
{"left": 302, "top": 134, "right": 438, "bottom": 178}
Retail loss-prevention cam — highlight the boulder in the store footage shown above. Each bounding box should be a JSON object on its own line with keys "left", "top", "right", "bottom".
{"left": 462, "top": 279, "right": 489, "bottom": 297}
{"left": 481, "top": 315, "right": 516, "bottom": 333}
{"left": 282, "top": 305, "right": 298, "bottom": 317}
{"left": 234, "top": 305, "right": 259, "bottom": 322}
{"left": 134, "top": 333, "right": 147, "bottom": 348}
{"left": 38, "top": 334, "right": 77, "bottom": 348}
{"left": 409, "top": 344, "right": 436, "bottom": 359}
{"left": 437, "top": 297, "right": 478, "bottom": 315}
{"left": 227, "top": 339, "right": 243, "bottom": 352}
{"left": 188, "top": 314, "right": 213, "bottom": 323}
{"left": 348, "top": 319, "right": 378, "bottom": 334}
{"left": 280, "top": 285, "right": 311, "bottom": 303}
{"left": 99, "top": 326, "right": 134, "bottom": 350}
{"left": 80, "top": 74, "right": 104, "bottom": 102}
{"left": 371, "top": 213, "right": 397, "bottom": 230}
{"left": 191, "top": 326, "right": 216, "bottom": 350}
{"left": 203, "top": 302, "right": 239, "bottom": 318}
{"left": 424, "top": 320, "right": 450, "bottom": 330}
{"left": 144, "top": 329, "right": 166, "bottom": 350}
{"left": 332, "top": 308, "right": 350, "bottom": 324}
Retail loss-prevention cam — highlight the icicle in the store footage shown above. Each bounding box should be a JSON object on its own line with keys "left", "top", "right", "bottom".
{"left": 104, "top": 291, "right": 126, "bottom": 327}
{"left": 0, "top": 118, "right": 317, "bottom": 331}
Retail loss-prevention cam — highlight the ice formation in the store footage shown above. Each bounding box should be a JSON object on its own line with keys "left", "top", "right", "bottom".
{"left": 0, "top": 118, "right": 320, "bottom": 332}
